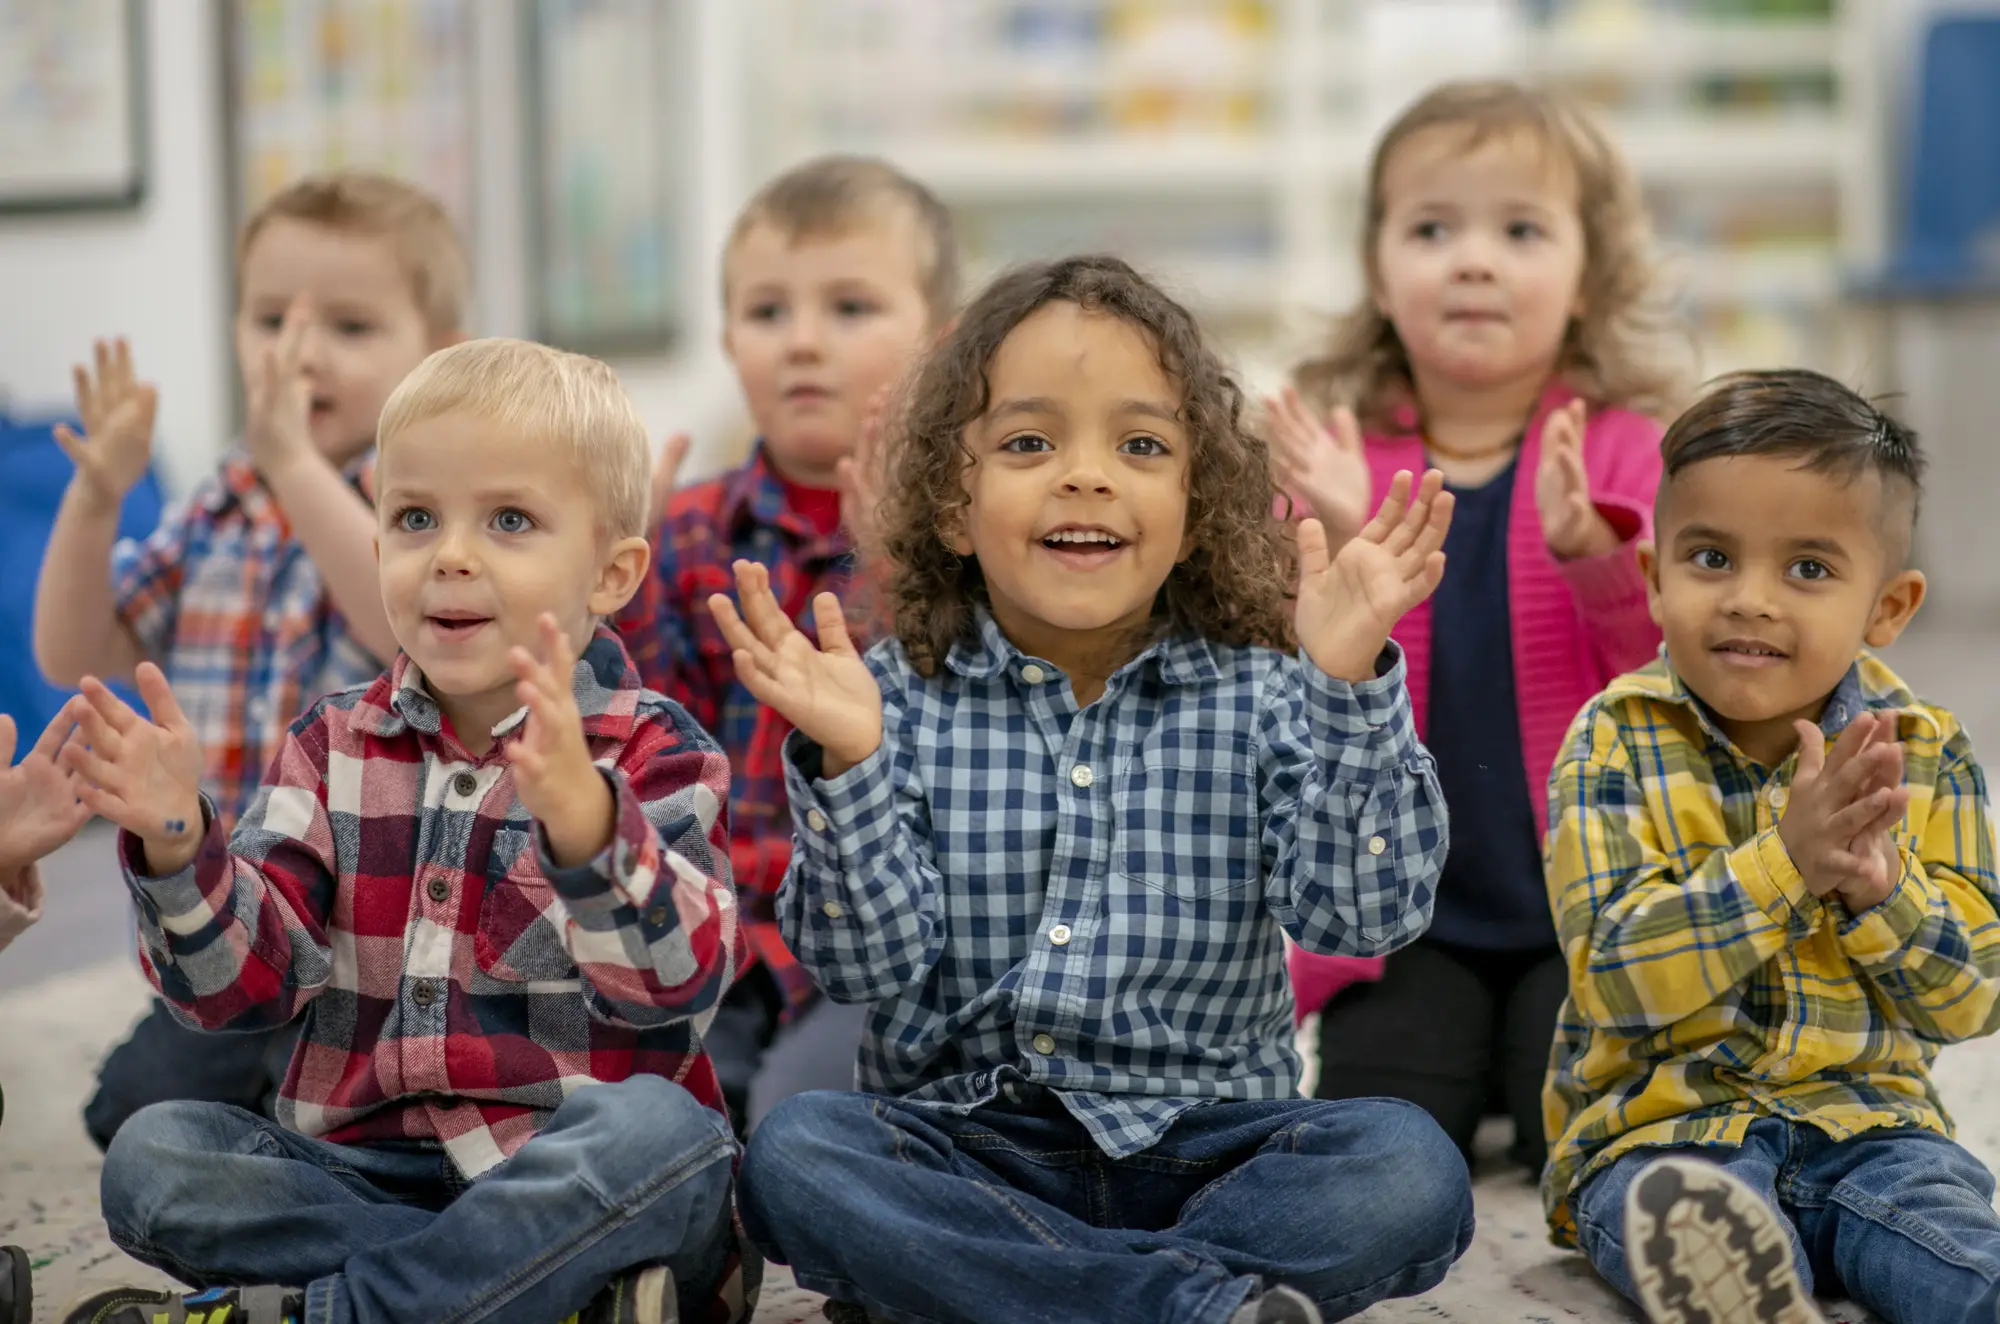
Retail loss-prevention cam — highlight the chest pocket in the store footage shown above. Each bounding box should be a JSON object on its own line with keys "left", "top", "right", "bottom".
{"left": 474, "top": 821, "right": 579, "bottom": 982}
{"left": 1116, "top": 740, "right": 1260, "bottom": 899}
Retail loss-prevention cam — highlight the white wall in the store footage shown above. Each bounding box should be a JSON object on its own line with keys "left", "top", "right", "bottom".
{"left": 0, "top": 0, "right": 230, "bottom": 496}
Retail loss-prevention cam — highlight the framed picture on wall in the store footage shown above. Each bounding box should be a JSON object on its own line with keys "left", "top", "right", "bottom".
{"left": 525, "top": 0, "right": 685, "bottom": 355}
{"left": 0, "top": 0, "right": 148, "bottom": 213}
{"left": 220, "top": 0, "right": 477, "bottom": 236}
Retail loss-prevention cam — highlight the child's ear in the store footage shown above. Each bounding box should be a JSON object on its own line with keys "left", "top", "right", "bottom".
{"left": 1863, "top": 568, "right": 1926, "bottom": 649}
{"left": 587, "top": 535, "right": 653, "bottom": 617}
{"left": 1636, "top": 540, "right": 1664, "bottom": 628}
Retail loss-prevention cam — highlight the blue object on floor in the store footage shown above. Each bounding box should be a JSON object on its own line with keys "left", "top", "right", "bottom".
{"left": 0, "top": 412, "right": 164, "bottom": 740}
{"left": 1859, "top": 15, "right": 2000, "bottom": 297}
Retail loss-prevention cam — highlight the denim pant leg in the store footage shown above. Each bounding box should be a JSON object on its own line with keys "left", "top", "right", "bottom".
{"left": 1789, "top": 1127, "right": 2000, "bottom": 1324}
{"left": 85, "top": 1000, "right": 298, "bottom": 1151}
{"left": 1570, "top": 1123, "right": 1808, "bottom": 1308}
{"left": 314, "top": 1074, "right": 738, "bottom": 1324}
{"left": 1145, "top": 1097, "right": 1474, "bottom": 1321}
{"left": 99, "top": 1101, "right": 447, "bottom": 1291}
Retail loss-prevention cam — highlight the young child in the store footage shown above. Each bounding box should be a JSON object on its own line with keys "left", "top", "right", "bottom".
{"left": 1544, "top": 369, "right": 2000, "bottom": 1324}
{"left": 1268, "top": 80, "right": 1693, "bottom": 1173}
{"left": 0, "top": 706, "right": 98, "bottom": 1324}
{"left": 54, "top": 339, "right": 756, "bottom": 1324}
{"left": 721, "top": 255, "right": 1473, "bottom": 1324}
{"left": 618, "top": 154, "right": 957, "bottom": 1133}
{"left": 32, "top": 171, "right": 467, "bottom": 1149}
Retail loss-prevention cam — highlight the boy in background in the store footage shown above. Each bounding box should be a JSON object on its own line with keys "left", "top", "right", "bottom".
{"left": 1543, "top": 370, "right": 2000, "bottom": 1324}
{"left": 32, "top": 172, "right": 467, "bottom": 1147}
{"left": 620, "top": 155, "right": 957, "bottom": 1132}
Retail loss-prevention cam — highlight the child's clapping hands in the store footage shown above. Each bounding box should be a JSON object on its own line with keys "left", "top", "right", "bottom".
{"left": 1777, "top": 713, "right": 1909, "bottom": 913}
{"left": 1294, "top": 469, "right": 1454, "bottom": 685}
{"left": 507, "top": 615, "right": 614, "bottom": 868}
{"left": 0, "top": 708, "right": 94, "bottom": 949}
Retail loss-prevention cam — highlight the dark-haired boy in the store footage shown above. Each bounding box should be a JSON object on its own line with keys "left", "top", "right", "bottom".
{"left": 1541, "top": 369, "right": 2000, "bottom": 1324}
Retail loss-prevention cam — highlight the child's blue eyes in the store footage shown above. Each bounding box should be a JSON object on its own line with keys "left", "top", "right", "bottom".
{"left": 396, "top": 507, "right": 435, "bottom": 532}
{"left": 493, "top": 509, "right": 533, "bottom": 534}
{"left": 392, "top": 508, "right": 535, "bottom": 534}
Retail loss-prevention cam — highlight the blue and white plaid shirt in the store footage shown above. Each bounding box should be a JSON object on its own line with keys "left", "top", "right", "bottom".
{"left": 780, "top": 609, "right": 1449, "bottom": 1157}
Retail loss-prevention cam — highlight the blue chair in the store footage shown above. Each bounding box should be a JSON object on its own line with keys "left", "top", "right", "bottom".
{"left": 0, "top": 412, "right": 164, "bottom": 739}
{"left": 1870, "top": 15, "right": 2000, "bottom": 295}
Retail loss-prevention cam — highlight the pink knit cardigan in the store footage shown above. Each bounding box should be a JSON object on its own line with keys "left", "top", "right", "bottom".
{"left": 1288, "top": 382, "right": 1665, "bottom": 1019}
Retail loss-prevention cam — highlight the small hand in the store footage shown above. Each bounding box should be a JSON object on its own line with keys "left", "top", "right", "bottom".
{"left": 1534, "top": 399, "right": 1617, "bottom": 560}
{"left": 836, "top": 384, "right": 892, "bottom": 558}
{"left": 1779, "top": 714, "right": 1909, "bottom": 899}
{"left": 1265, "top": 387, "right": 1371, "bottom": 543}
{"left": 60, "top": 664, "right": 206, "bottom": 876}
{"left": 507, "top": 615, "right": 611, "bottom": 868}
{"left": 1295, "top": 469, "right": 1454, "bottom": 683}
{"left": 0, "top": 708, "right": 94, "bottom": 874}
{"left": 708, "top": 561, "right": 881, "bottom": 776}
{"left": 54, "top": 338, "right": 158, "bottom": 506}
{"left": 242, "top": 295, "right": 316, "bottom": 476}
{"left": 646, "top": 432, "right": 691, "bottom": 530}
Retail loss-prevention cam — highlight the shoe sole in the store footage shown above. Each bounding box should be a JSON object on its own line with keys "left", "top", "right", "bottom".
{"left": 1624, "top": 1157, "right": 1824, "bottom": 1324}
{"left": 635, "top": 1264, "right": 675, "bottom": 1324}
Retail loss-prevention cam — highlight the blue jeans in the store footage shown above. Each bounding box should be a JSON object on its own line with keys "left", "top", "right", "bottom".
{"left": 1574, "top": 1118, "right": 2000, "bottom": 1324}
{"left": 741, "top": 1085, "right": 1473, "bottom": 1324}
{"left": 100, "top": 1075, "right": 738, "bottom": 1324}
{"left": 85, "top": 997, "right": 299, "bottom": 1150}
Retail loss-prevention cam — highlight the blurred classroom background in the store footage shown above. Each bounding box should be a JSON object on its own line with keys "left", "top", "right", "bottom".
{"left": 1, "top": 0, "right": 1998, "bottom": 643}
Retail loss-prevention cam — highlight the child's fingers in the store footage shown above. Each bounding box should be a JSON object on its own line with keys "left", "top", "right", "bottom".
{"left": 72, "top": 779, "right": 130, "bottom": 825}
{"left": 1412, "top": 550, "right": 1447, "bottom": 602}
{"left": 1792, "top": 721, "right": 1827, "bottom": 786}
{"left": 1381, "top": 470, "right": 1444, "bottom": 556}
{"left": 111, "top": 338, "right": 134, "bottom": 394}
{"left": 1295, "top": 518, "right": 1330, "bottom": 578}
{"left": 60, "top": 739, "right": 123, "bottom": 790}
{"left": 1329, "top": 403, "right": 1363, "bottom": 455}
{"left": 77, "top": 677, "right": 142, "bottom": 736}
{"left": 133, "top": 663, "right": 192, "bottom": 734}
{"left": 29, "top": 706, "right": 80, "bottom": 764}
{"left": 0, "top": 713, "right": 15, "bottom": 770}
{"left": 811, "top": 594, "right": 860, "bottom": 658}
{"left": 708, "top": 593, "right": 780, "bottom": 676}
{"left": 1358, "top": 471, "right": 1414, "bottom": 543}
{"left": 734, "top": 561, "right": 799, "bottom": 649}
{"left": 277, "top": 296, "right": 311, "bottom": 373}
{"left": 1404, "top": 488, "right": 1455, "bottom": 565}
{"left": 52, "top": 422, "right": 88, "bottom": 468}
{"left": 540, "top": 613, "right": 577, "bottom": 679}
{"left": 92, "top": 340, "right": 113, "bottom": 394}
{"left": 71, "top": 362, "right": 96, "bottom": 419}
{"left": 1849, "top": 789, "right": 1911, "bottom": 843}
{"left": 1825, "top": 787, "right": 1896, "bottom": 838}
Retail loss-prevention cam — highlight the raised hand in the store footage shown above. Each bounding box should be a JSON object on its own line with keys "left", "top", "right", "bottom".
{"left": 646, "top": 432, "right": 691, "bottom": 530}
{"left": 54, "top": 338, "right": 158, "bottom": 506}
{"left": 1778, "top": 713, "right": 1910, "bottom": 901}
{"left": 836, "top": 385, "right": 892, "bottom": 557}
{"left": 1265, "top": 386, "right": 1371, "bottom": 543}
{"left": 60, "top": 664, "right": 206, "bottom": 876}
{"left": 1295, "top": 469, "right": 1453, "bottom": 684}
{"left": 0, "top": 708, "right": 94, "bottom": 874}
{"left": 506, "top": 615, "right": 611, "bottom": 867}
{"left": 708, "top": 561, "right": 880, "bottom": 776}
{"left": 243, "top": 295, "right": 316, "bottom": 475}
{"left": 1534, "top": 399, "right": 1617, "bottom": 560}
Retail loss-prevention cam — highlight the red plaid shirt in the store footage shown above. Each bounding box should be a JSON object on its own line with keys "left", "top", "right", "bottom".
{"left": 119, "top": 628, "right": 744, "bottom": 1181}
{"left": 617, "top": 445, "right": 853, "bottom": 1019}
{"left": 112, "top": 451, "right": 384, "bottom": 831}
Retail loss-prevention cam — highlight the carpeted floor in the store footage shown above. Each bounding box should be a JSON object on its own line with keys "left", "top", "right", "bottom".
{"left": 13, "top": 952, "right": 1988, "bottom": 1323}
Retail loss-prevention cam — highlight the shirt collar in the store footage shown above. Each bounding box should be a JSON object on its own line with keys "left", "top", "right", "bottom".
{"left": 359, "top": 625, "right": 644, "bottom": 748}
{"left": 1656, "top": 655, "right": 1871, "bottom": 761}
{"left": 219, "top": 447, "right": 375, "bottom": 520}
{"left": 944, "top": 607, "right": 1222, "bottom": 687}
{"left": 720, "top": 442, "right": 850, "bottom": 552}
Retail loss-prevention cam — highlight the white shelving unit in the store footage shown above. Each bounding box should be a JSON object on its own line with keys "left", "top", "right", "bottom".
{"left": 742, "top": 0, "right": 1887, "bottom": 394}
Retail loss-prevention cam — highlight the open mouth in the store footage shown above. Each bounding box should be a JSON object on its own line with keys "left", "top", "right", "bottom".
{"left": 783, "top": 385, "right": 833, "bottom": 404}
{"left": 1040, "top": 527, "right": 1126, "bottom": 562}
{"left": 426, "top": 612, "right": 492, "bottom": 641}
{"left": 1712, "top": 640, "right": 1789, "bottom": 666}
{"left": 308, "top": 396, "right": 336, "bottom": 421}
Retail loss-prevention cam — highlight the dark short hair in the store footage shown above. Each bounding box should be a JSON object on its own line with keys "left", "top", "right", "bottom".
{"left": 1661, "top": 369, "right": 1925, "bottom": 551}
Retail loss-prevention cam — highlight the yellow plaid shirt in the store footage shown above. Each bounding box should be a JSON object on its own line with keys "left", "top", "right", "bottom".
{"left": 1541, "top": 652, "right": 2000, "bottom": 1246}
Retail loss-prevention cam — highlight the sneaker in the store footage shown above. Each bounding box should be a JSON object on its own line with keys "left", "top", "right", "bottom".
{"left": 1624, "top": 1156, "right": 1829, "bottom": 1324}
{"left": 1, "top": 1245, "right": 29, "bottom": 1324}
{"left": 1229, "top": 1285, "right": 1324, "bottom": 1324}
{"left": 61, "top": 1284, "right": 304, "bottom": 1324}
{"left": 566, "top": 1264, "right": 674, "bottom": 1324}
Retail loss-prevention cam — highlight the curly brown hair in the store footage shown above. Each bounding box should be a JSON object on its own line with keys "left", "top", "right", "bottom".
{"left": 876, "top": 255, "right": 1296, "bottom": 677}
{"left": 1295, "top": 80, "right": 1695, "bottom": 429}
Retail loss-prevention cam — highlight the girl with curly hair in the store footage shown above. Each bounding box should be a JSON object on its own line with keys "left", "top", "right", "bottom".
{"left": 711, "top": 254, "right": 1473, "bottom": 1324}
{"left": 1269, "top": 80, "right": 1695, "bottom": 1176}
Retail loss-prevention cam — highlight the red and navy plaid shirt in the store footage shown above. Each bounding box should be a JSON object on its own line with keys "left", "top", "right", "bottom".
{"left": 617, "top": 445, "right": 854, "bottom": 1018}
{"left": 118, "top": 627, "right": 744, "bottom": 1181}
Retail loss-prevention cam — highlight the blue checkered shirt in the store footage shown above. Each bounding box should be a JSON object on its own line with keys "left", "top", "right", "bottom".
{"left": 780, "top": 610, "right": 1448, "bottom": 1157}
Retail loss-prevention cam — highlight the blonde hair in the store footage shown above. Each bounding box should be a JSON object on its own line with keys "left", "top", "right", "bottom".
{"left": 377, "top": 338, "right": 650, "bottom": 540}
{"left": 1296, "top": 80, "right": 1694, "bottom": 428}
{"left": 725, "top": 155, "right": 960, "bottom": 326}
{"left": 238, "top": 171, "right": 471, "bottom": 337}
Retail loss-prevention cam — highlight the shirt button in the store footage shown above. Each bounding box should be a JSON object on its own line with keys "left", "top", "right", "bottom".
{"left": 452, "top": 771, "right": 479, "bottom": 798}
{"left": 1367, "top": 836, "right": 1387, "bottom": 855}
{"left": 1070, "top": 764, "right": 1094, "bottom": 789}
{"left": 411, "top": 980, "right": 437, "bottom": 1007}
{"left": 1769, "top": 786, "right": 1790, "bottom": 810}
{"left": 1021, "top": 664, "right": 1046, "bottom": 685}
{"left": 1049, "top": 923, "right": 1072, "bottom": 946}
{"left": 427, "top": 877, "right": 449, "bottom": 903}
{"left": 806, "top": 808, "right": 828, "bottom": 833}
{"left": 1031, "top": 1033, "right": 1055, "bottom": 1055}
{"left": 822, "top": 900, "right": 844, "bottom": 919}
{"left": 648, "top": 906, "right": 668, "bottom": 927}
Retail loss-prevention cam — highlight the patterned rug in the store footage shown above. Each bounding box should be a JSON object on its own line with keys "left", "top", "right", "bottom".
{"left": 11, "top": 958, "right": 1989, "bottom": 1322}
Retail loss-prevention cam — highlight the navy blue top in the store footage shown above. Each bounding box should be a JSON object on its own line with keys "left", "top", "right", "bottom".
{"left": 1423, "top": 459, "right": 1554, "bottom": 949}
